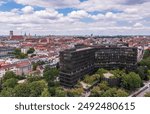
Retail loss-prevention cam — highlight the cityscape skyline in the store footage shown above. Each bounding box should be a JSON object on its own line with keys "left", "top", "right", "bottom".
{"left": 0, "top": 31, "right": 150, "bottom": 97}
{"left": 0, "top": 0, "right": 150, "bottom": 35}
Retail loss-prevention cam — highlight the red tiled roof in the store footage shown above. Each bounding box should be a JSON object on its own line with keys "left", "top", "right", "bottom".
{"left": 16, "top": 61, "right": 31, "bottom": 68}
{"left": 25, "top": 38, "right": 39, "bottom": 42}
{"left": 21, "top": 43, "right": 33, "bottom": 47}
{"left": 40, "top": 38, "right": 48, "bottom": 42}
{"left": 0, "top": 64, "right": 16, "bottom": 69}
{"left": 11, "top": 35, "right": 24, "bottom": 40}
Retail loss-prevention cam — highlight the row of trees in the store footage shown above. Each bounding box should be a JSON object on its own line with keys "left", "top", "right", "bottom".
{"left": 0, "top": 71, "right": 49, "bottom": 97}
{"left": 0, "top": 66, "right": 85, "bottom": 97}
{"left": 0, "top": 65, "right": 63, "bottom": 97}
{"left": 1, "top": 80, "right": 49, "bottom": 97}
{"left": 90, "top": 81, "right": 129, "bottom": 97}
{"left": 0, "top": 70, "right": 146, "bottom": 97}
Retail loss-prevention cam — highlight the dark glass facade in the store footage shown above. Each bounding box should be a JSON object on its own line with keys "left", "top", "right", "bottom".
{"left": 59, "top": 47, "right": 95, "bottom": 88}
{"left": 95, "top": 47, "right": 137, "bottom": 71}
{"left": 59, "top": 44, "right": 138, "bottom": 88}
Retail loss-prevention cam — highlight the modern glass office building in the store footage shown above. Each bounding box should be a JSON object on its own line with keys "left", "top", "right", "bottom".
{"left": 59, "top": 44, "right": 138, "bottom": 88}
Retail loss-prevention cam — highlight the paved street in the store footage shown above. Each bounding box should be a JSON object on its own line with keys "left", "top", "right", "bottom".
{"left": 136, "top": 82, "right": 150, "bottom": 97}
{"left": 130, "top": 81, "right": 150, "bottom": 97}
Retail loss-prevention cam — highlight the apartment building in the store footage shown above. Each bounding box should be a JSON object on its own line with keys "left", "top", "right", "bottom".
{"left": 59, "top": 43, "right": 138, "bottom": 88}
{"left": 0, "top": 47, "right": 15, "bottom": 59}
{"left": 59, "top": 46, "right": 95, "bottom": 88}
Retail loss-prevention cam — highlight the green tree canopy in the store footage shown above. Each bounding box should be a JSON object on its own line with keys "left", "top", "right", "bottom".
{"left": 27, "top": 75, "right": 42, "bottom": 82}
{"left": 3, "top": 78, "right": 18, "bottom": 88}
{"left": 27, "top": 48, "right": 35, "bottom": 54}
{"left": 44, "top": 68, "right": 55, "bottom": 81}
{"left": 110, "top": 69, "right": 126, "bottom": 78}
{"left": 96, "top": 68, "right": 108, "bottom": 78}
{"left": 101, "top": 88, "right": 128, "bottom": 97}
{"left": 29, "top": 80, "right": 48, "bottom": 97}
{"left": 55, "top": 87, "right": 67, "bottom": 97}
{"left": 139, "top": 57, "right": 150, "bottom": 69}
{"left": 41, "top": 88, "right": 50, "bottom": 97}
{"left": 143, "top": 49, "right": 150, "bottom": 59}
{"left": 3, "top": 71, "right": 16, "bottom": 81}
{"left": 67, "top": 88, "right": 84, "bottom": 97}
{"left": 101, "top": 88, "right": 117, "bottom": 97}
{"left": 136, "top": 66, "right": 149, "bottom": 80}
{"left": 98, "top": 81, "right": 109, "bottom": 91}
{"left": 114, "top": 89, "right": 129, "bottom": 97}
{"left": 138, "top": 49, "right": 150, "bottom": 69}
{"left": 0, "top": 87, "right": 14, "bottom": 97}
{"left": 13, "top": 83, "right": 31, "bottom": 97}
{"left": 90, "top": 86, "right": 101, "bottom": 97}
{"left": 14, "top": 48, "right": 21, "bottom": 55}
{"left": 43, "top": 67, "right": 59, "bottom": 82}
{"left": 121, "top": 72, "right": 142, "bottom": 90}
{"left": 83, "top": 74, "right": 100, "bottom": 85}
{"left": 13, "top": 48, "right": 27, "bottom": 59}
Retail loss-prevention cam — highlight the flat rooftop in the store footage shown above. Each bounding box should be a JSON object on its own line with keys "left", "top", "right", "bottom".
{"left": 63, "top": 47, "right": 94, "bottom": 53}
{"left": 103, "top": 72, "right": 114, "bottom": 78}
{"left": 76, "top": 47, "right": 93, "bottom": 52}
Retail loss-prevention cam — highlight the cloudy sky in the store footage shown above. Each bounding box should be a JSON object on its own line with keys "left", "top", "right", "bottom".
{"left": 0, "top": 0, "right": 150, "bottom": 35}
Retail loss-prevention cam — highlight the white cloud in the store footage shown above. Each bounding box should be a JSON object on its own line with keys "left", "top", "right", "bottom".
{"left": 105, "top": 12, "right": 117, "bottom": 19}
{"left": 68, "top": 10, "right": 89, "bottom": 19}
{"left": 0, "top": 0, "right": 150, "bottom": 35}
{"left": 77, "top": 0, "right": 124, "bottom": 12}
{"left": 134, "top": 23, "right": 143, "bottom": 27}
{"left": 15, "top": 0, "right": 80, "bottom": 9}
{"left": 11, "top": 8, "right": 20, "bottom": 13}
{"left": 90, "top": 14, "right": 105, "bottom": 20}
{"left": 124, "top": 8, "right": 138, "bottom": 14}
{"left": 0, "top": 7, "right": 149, "bottom": 35}
{"left": 21, "top": 6, "right": 34, "bottom": 14}
{"left": 35, "top": 9, "right": 63, "bottom": 20}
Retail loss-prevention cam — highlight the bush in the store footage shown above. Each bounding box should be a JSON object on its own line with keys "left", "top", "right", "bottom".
{"left": 83, "top": 74, "right": 99, "bottom": 85}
